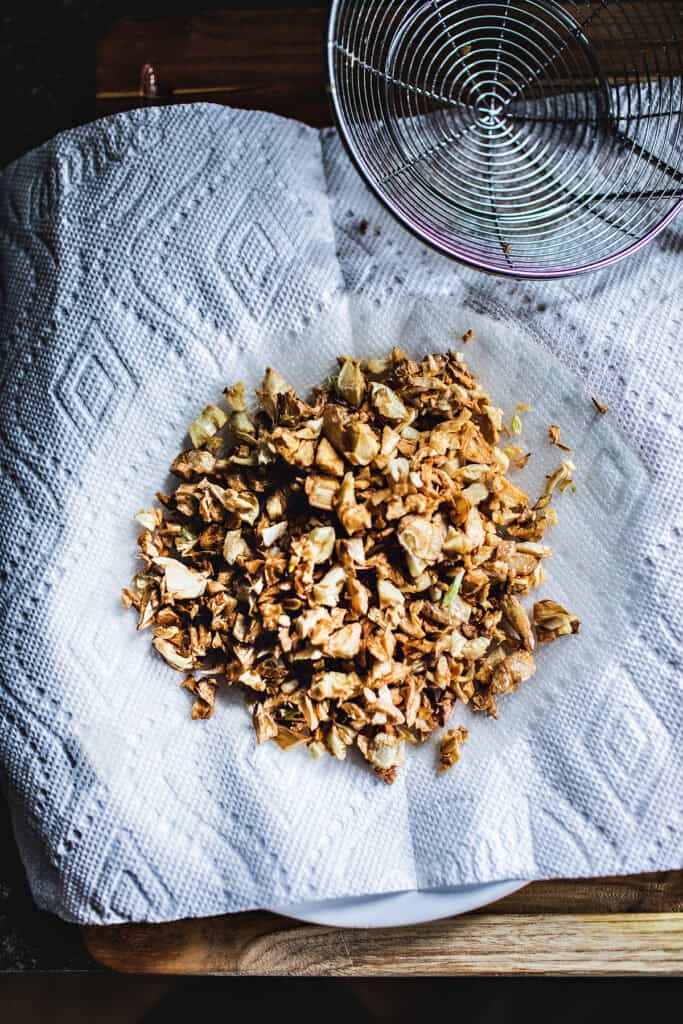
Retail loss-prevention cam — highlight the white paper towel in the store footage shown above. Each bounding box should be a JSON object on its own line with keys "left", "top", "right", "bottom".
{"left": 0, "top": 103, "right": 681, "bottom": 924}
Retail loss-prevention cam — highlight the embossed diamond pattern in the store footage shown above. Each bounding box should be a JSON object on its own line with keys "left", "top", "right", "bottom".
{"left": 0, "top": 103, "right": 680, "bottom": 924}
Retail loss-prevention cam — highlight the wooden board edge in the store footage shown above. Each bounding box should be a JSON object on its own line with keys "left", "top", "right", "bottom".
{"left": 83, "top": 911, "right": 683, "bottom": 976}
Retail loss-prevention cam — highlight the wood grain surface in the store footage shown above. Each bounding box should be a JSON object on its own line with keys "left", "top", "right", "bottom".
{"left": 83, "top": 911, "right": 683, "bottom": 976}
{"left": 97, "top": 7, "right": 330, "bottom": 125}
{"left": 96, "top": 3, "right": 683, "bottom": 125}
{"left": 83, "top": 873, "right": 683, "bottom": 975}
{"left": 89, "top": 4, "right": 683, "bottom": 976}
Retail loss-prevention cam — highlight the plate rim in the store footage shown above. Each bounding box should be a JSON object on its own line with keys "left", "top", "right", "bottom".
{"left": 270, "top": 878, "right": 528, "bottom": 928}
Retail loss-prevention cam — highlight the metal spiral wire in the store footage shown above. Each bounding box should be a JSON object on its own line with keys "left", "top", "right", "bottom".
{"left": 328, "top": 0, "right": 683, "bottom": 277}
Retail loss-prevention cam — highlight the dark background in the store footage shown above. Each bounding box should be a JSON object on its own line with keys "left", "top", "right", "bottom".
{"left": 1, "top": 0, "right": 681, "bottom": 1014}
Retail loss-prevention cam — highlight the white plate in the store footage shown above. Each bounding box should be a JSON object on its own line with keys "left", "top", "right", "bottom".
{"left": 271, "top": 879, "right": 527, "bottom": 928}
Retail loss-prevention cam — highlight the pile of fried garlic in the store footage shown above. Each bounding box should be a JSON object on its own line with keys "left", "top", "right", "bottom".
{"left": 123, "top": 347, "right": 579, "bottom": 783}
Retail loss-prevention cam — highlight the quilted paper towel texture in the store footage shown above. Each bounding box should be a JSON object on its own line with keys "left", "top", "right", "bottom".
{"left": 0, "top": 104, "right": 681, "bottom": 923}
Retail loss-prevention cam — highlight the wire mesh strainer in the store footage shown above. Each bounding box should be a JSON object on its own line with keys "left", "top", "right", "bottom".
{"left": 328, "top": 0, "right": 683, "bottom": 277}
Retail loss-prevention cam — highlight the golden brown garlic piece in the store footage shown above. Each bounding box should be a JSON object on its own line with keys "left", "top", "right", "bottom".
{"left": 533, "top": 600, "right": 581, "bottom": 643}
{"left": 439, "top": 726, "right": 469, "bottom": 773}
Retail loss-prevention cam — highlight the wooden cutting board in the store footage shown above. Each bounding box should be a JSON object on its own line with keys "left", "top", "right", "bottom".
{"left": 96, "top": 2, "right": 683, "bottom": 128}
{"left": 83, "top": 873, "right": 683, "bottom": 975}
{"left": 89, "top": 6, "right": 683, "bottom": 975}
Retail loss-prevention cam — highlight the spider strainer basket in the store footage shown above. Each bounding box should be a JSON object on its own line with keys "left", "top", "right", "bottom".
{"left": 328, "top": 0, "right": 683, "bottom": 277}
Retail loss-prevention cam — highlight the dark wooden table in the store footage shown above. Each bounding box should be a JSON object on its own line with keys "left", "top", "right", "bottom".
{"left": 97, "top": 6, "right": 330, "bottom": 126}
{"left": 87, "top": 6, "right": 683, "bottom": 976}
